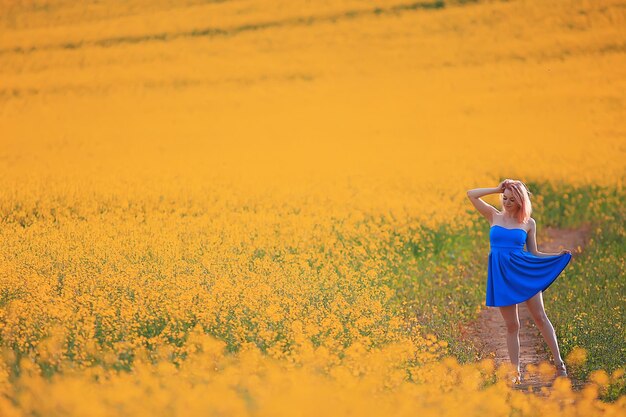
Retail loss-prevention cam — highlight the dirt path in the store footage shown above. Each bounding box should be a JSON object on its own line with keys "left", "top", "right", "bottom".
{"left": 461, "top": 223, "right": 594, "bottom": 395}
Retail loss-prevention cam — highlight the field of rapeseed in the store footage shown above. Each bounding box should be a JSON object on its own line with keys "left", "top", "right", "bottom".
{"left": 1, "top": 0, "right": 625, "bottom": 415}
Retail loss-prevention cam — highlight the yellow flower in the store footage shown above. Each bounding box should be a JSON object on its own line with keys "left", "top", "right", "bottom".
{"left": 566, "top": 347, "right": 588, "bottom": 366}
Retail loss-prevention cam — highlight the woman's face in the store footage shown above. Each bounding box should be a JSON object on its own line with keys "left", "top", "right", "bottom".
{"left": 503, "top": 189, "right": 519, "bottom": 213}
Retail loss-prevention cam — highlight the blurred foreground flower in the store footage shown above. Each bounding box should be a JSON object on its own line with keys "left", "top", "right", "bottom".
{"left": 566, "top": 347, "right": 588, "bottom": 367}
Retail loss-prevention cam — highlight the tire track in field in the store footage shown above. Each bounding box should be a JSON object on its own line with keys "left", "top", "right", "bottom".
{"left": 0, "top": 0, "right": 445, "bottom": 55}
{"left": 461, "top": 223, "right": 593, "bottom": 395}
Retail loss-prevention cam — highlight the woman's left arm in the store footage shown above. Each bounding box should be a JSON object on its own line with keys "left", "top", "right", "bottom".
{"left": 526, "top": 218, "right": 571, "bottom": 257}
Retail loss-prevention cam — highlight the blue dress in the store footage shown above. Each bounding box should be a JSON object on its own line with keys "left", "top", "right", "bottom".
{"left": 486, "top": 225, "right": 572, "bottom": 307}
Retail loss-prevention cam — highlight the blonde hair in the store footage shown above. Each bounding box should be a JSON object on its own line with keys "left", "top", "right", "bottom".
{"left": 501, "top": 180, "right": 532, "bottom": 224}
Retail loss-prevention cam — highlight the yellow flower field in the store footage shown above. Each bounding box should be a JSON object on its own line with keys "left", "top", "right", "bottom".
{"left": 0, "top": 0, "right": 625, "bottom": 415}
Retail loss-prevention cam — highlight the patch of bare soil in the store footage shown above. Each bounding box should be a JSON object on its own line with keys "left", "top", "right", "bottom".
{"left": 460, "top": 222, "right": 594, "bottom": 396}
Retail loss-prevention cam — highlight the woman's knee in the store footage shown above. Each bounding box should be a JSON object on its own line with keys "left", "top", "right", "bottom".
{"left": 532, "top": 313, "right": 549, "bottom": 329}
{"left": 505, "top": 320, "right": 520, "bottom": 333}
{"left": 499, "top": 306, "right": 519, "bottom": 333}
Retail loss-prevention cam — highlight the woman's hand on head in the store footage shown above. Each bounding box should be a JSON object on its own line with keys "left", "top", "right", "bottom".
{"left": 497, "top": 179, "right": 513, "bottom": 192}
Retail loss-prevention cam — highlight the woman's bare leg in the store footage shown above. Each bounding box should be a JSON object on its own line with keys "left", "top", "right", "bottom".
{"left": 499, "top": 304, "right": 521, "bottom": 373}
{"left": 525, "top": 291, "right": 564, "bottom": 365}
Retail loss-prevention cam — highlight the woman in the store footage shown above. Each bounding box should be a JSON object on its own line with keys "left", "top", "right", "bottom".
{"left": 467, "top": 179, "right": 572, "bottom": 385}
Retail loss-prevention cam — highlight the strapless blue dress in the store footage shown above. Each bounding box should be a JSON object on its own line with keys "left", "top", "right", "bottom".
{"left": 486, "top": 225, "right": 572, "bottom": 307}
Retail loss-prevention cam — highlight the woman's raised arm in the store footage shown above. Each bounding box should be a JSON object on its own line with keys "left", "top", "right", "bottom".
{"left": 466, "top": 180, "right": 508, "bottom": 223}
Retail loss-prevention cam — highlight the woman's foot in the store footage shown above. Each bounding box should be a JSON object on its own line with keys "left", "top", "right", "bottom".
{"left": 555, "top": 360, "right": 568, "bottom": 377}
{"left": 511, "top": 368, "right": 523, "bottom": 385}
